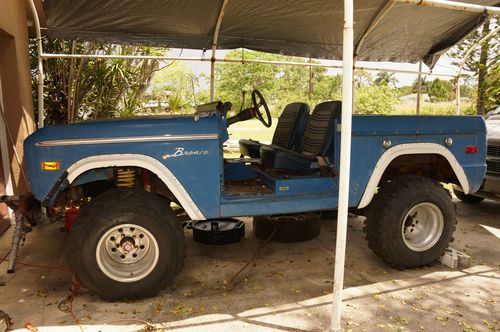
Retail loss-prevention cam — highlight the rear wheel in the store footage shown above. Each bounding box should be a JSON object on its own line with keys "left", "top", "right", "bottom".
{"left": 453, "top": 188, "right": 484, "bottom": 203}
{"left": 68, "top": 189, "right": 185, "bottom": 300}
{"left": 364, "top": 176, "right": 456, "bottom": 269}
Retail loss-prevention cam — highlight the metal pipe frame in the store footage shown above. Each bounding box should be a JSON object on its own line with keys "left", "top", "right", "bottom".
{"left": 210, "top": 0, "right": 230, "bottom": 102}
{"left": 455, "top": 24, "right": 500, "bottom": 114}
{"left": 40, "top": 53, "right": 456, "bottom": 78}
{"left": 395, "top": 0, "right": 500, "bottom": 15}
{"left": 416, "top": 61, "right": 423, "bottom": 115}
{"left": 28, "top": 0, "right": 45, "bottom": 128}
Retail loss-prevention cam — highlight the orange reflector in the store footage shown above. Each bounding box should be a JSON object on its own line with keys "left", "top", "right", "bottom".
{"left": 41, "top": 161, "right": 61, "bottom": 170}
{"left": 465, "top": 146, "right": 478, "bottom": 154}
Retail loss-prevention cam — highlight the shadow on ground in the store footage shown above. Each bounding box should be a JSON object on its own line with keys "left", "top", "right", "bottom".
{"left": 0, "top": 199, "right": 498, "bottom": 331}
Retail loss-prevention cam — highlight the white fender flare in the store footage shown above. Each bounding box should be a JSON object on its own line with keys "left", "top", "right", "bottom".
{"left": 65, "top": 154, "right": 206, "bottom": 220}
{"left": 357, "top": 143, "right": 469, "bottom": 209}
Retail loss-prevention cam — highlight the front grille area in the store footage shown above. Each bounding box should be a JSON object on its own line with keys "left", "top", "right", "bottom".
{"left": 487, "top": 144, "right": 500, "bottom": 157}
{"left": 486, "top": 159, "right": 500, "bottom": 175}
{"left": 487, "top": 143, "right": 500, "bottom": 175}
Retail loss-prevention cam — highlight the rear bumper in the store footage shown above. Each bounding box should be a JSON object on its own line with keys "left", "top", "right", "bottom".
{"left": 453, "top": 174, "right": 500, "bottom": 201}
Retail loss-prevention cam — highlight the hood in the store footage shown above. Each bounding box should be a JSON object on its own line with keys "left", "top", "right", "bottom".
{"left": 25, "top": 115, "right": 221, "bottom": 146}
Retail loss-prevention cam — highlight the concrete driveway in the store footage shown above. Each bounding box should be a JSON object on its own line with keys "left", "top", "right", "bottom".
{"left": 0, "top": 198, "right": 498, "bottom": 331}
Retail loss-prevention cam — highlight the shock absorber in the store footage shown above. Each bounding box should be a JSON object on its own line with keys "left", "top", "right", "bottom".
{"left": 116, "top": 168, "right": 136, "bottom": 188}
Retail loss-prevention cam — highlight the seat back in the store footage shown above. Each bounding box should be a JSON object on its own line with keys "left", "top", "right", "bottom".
{"left": 272, "top": 102, "right": 310, "bottom": 150}
{"left": 299, "top": 101, "right": 341, "bottom": 156}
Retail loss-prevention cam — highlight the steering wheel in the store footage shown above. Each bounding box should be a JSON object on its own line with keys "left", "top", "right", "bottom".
{"left": 251, "top": 89, "right": 272, "bottom": 127}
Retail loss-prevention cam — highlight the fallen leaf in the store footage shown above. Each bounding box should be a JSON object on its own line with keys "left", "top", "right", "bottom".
{"left": 459, "top": 321, "right": 478, "bottom": 332}
{"left": 482, "top": 320, "right": 495, "bottom": 331}
{"left": 435, "top": 315, "right": 449, "bottom": 326}
{"left": 395, "top": 316, "right": 409, "bottom": 325}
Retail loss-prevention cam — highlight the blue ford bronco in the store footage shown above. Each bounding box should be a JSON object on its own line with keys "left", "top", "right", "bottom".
{"left": 23, "top": 90, "right": 486, "bottom": 300}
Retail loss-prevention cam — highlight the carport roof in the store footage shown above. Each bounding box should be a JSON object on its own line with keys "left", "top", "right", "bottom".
{"left": 41, "top": 0, "right": 499, "bottom": 68}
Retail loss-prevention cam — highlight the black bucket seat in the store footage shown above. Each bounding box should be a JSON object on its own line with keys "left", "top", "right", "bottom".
{"left": 259, "top": 101, "right": 341, "bottom": 172}
{"left": 239, "top": 102, "right": 310, "bottom": 158}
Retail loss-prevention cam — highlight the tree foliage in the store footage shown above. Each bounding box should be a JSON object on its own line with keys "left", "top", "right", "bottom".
{"left": 374, "top": 72, "right": 398, "bottom": 87}
{"left": 149, "top": 61, "right": 199, "bottom": 113}
{"left": 30, "top": 39, "right": 162, "bottom": 125}
{"left": 213, "top": 51, "right": 405, "bottom": 116}
{"left": 354, "top": 84, "right": 399, "bottom": 114}
{"left": 484, "top": 65, "right": 500, "bottom": 108}
{"left": 448, "top": 17, "right": 499, "bottom": 114}
{"left": 214, "top": 50, "right": 342, "bottom": 116}
{"left": 426, "top": 78, "right": 455, "bottom": 102}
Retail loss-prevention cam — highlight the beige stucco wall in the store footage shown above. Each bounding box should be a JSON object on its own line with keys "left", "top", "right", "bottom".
{"left": 0, "top": 0, "right": 36, "bottom": 221}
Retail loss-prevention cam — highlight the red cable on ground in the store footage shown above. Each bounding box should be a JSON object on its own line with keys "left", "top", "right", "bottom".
{"left": 1, "top": 253, "right": 80, "bottom": 330}
{"left": 0, "top": 251, "right": 71, "bottom": 272}
{"left": 0, "top": 249, "right": 11, "bottom": 265}
{"left": 68, "top": 275, "right": 83, "bottom": 332}
{"left": 228, "top": 221, "right": 277, "bottom": 289}
{"left": 16, "top": 261, "right": 71, "bottom": 273}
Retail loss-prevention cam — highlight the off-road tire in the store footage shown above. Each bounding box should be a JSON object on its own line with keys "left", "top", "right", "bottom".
{"left": 364, "top": 176, "right": 456, "bottom": 269}
{"left": 67, "top": 189, "right": 185, "bottom": 300}
{"left": 453, "top": 188, "right": 484, "bottom": 203}
{"left": 74, "top": 189, "right": 185, "bottom": 273}
{"left": 254, "top": 213, "right": 321, "bottom": 242}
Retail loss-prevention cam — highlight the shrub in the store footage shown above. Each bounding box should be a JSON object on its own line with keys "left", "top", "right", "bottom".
{"left": 354, "top": 84, "right": 399, "bottom": 114}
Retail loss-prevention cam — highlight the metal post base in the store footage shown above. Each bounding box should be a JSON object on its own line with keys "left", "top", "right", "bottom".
{"left": 7, "top": 211, "right": 31, "bottom": 273}
{"left": 1, "top": 195, "right": 37, "bottom": 273}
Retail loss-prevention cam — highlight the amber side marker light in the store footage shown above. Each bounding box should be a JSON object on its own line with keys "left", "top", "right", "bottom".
{"left": 41, "top": 161, "right": 60, "bottom": 170}
{"left": 465, "top": 146, "right": 478, "bottom": 154}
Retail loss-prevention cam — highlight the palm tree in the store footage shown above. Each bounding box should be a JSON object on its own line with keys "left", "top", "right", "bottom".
{"left": 30, "top": 39, "right": 161, "bottom": 124}
{"left": 375, "top": 72, "right": 398, "bottom": 87}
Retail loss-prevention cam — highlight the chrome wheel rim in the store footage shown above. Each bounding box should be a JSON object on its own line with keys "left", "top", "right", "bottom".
{"left": 96, "top": 223, "right": 159, "bottom": 282}
{"left": 401, "top": 203, "right": 444, "bottom": 252}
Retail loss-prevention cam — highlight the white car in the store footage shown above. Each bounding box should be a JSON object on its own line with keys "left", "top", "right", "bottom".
{"left": 455, "top": 106, "right": 500, "bottom": 202}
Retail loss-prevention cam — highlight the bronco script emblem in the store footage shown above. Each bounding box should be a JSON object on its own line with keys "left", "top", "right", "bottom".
{"left": 162, "top": 147, "right": 209, "bottom": 159}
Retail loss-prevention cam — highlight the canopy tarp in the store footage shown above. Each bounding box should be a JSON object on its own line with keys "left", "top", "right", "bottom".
{"left": 42, "top": 0, "right": 499, "bottom": 68}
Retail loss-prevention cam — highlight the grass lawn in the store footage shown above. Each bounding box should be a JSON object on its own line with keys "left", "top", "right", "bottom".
{"left": 224, "top": 118, "right": 277, "bottom": 157}
{"left": 227, "top": 118, "right": 277, "bottom": 143}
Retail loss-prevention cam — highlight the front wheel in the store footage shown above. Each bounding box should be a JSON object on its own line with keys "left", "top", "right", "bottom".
{"left": 68, "top": 189, "right": 185, "bottom": 300}
{"left": 364, "top": 176, "right": 456, "bottom": 269}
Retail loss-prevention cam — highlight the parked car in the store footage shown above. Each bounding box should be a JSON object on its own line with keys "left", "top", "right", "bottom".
{"left": 454, "top": 106, "right": 500, "bottom": 202}
{"left": 485, "top": 105, "right": 500, "bottom": 120}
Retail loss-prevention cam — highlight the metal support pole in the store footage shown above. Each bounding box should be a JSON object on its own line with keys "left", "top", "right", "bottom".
{"left": 455, "top": 75, "right": 461, "bottom": 115}
{"left": 210, "top": 0, "right": 230, "bottom": 102}
{"left": 28, "top": 0, "right": 45, "bottom": 128}
{"left": 308, "top": 58, "right": 313, "bottom": 99}
{"left": 210, "top": 59, "right": 216, "bottom": 102}
{"left": 331, "top": 0, "right": 354, "bottom": 331}
{"left": 7, "top": 211, "right": 29, "bottom": 273}
{"left": 416, "top": 61, "right": 422, "bottom": 115}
